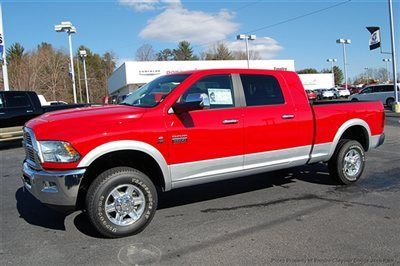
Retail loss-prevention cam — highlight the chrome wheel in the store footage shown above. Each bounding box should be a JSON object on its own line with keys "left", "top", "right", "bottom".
{"left": 343, "top": 148, "right": 362, "bottom": 180}
{"left": 105, "top": 184, "right": 146, "bottom": 226}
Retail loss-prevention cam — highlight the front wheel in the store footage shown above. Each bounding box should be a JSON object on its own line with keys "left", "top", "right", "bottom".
{"left": 328, "top": 140, "right": 366, "bottom": 185}
{"left": 86, "top": 167, "right": 158, "bottom": 238}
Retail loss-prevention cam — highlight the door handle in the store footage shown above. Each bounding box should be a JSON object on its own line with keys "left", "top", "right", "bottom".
{"left": 0, "top": 112, "right": 5, "bottom": 115}
{"left": 26, "top": 110, "right": 33, "bottom": 113}
{"left": 222, "top": 119, "right": 239, "bottom": 125}
{"left": 282, "top": 114, "right": 295, "bottom": 119}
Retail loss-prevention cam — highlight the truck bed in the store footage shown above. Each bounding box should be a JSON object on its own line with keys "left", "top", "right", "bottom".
{"left": 308, "top": 100, "right": 385, "bottom": 163}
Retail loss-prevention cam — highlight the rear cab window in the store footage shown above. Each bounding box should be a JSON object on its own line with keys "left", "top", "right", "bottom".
{"left": 240, "top": 74, "right": 285, "bottom": 106}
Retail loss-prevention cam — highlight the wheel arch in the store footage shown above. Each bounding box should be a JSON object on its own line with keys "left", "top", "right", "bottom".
{"left": 328, "top": 119, "right": 371, "bottom": 159}
{"left": 76, "top": 141, "right": 171, "bottom": 209}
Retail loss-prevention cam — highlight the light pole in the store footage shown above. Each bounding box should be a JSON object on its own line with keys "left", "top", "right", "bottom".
{"left": 336, "top": 38, "right": 351, "bottom": 90}
{"left": 388, "top": 0, "right": 398, "bottom": 111}
{"left": 327, "top": 58, "right": 337, "bottom": 87}
{"left": 236, "top": 34, "right": 256, "bottom": 68}
{"left": 0, "top": 4, "right": 10, "bottom": 91}
{"left": 364, "top": 67, "right": 370, "bottom": 83}
{"left": 382, "top": 58, "right": 391, "bottom": 83}
{"left": 79, "top": 50, "right": 89, "bottom": 103}
{"left": 55, "top": 21, "right": 77, "bottom": 103}
{"left": 76, "top": 56, "right": 82, "bottom": 102}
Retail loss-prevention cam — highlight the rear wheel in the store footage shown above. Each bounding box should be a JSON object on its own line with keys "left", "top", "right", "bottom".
{"left": 386, "top": 97, "right": 395, "bottom": 107}
{"left": 328, "top": 140, "right": 365, "bottom": 185}
{"left": 86, "top": 167, "right": 158, "bottom": 238}
{"left": 351, "top": 98, "right": 359, "bottom": 102}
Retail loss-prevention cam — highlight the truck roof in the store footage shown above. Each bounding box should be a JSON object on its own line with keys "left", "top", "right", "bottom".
{"left": 172, "top": 68, "right": 294, "bottom": 75}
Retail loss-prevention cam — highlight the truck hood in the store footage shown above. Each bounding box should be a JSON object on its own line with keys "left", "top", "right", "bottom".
{"left": 26, "top": 105, "right": 146, "bottom": 142}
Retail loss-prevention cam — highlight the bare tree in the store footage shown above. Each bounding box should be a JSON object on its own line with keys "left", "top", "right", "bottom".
{"left": 6, "top": 42, "right": 116, "bottom": 103}
{"left": 232, "top": 50, "right": 261, "bottom": 60}
{"left": 135, "top": 44, "right": 156, "bottom": 61}
{"left": 39, "top": 47, "right": 70, "bottom": 101}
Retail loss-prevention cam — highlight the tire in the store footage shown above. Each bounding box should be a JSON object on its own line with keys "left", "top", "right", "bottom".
{"left": 328, "top": 140, "right": 366, "bottom": 185}
{"left": 386, "top": 97, "right": 395, "bottom": 107}
{"left": 86, "top": 167, "right": 158, "bottom": 238}
{"left": 351, "top": 98, "right": 358, "bottom": 102}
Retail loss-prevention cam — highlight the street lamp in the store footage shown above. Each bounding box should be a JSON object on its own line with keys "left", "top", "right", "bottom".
{"left": 327, "top": 58, "right": 337, "bottom": 87}
{"left": 336, "top": 38, "right": 351, "bottom": 90}
{"left": 55, "top": 21, "right": 77, "bottom": 103}
{"left": 79, "top": 50, "right": 90, "bottom": 103}
{"left": 387, "top": 0, "right": 399, "bottom": 112}
{"left": 236, "top": 34, "right": 256, "bottom": 69}
{"left": 382, "top": 58, "right": 392, "bottom": 83}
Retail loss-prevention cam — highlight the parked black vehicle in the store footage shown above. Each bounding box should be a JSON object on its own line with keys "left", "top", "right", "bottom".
{"left": 0, "top": 91, "right": 90, "bottom": 142}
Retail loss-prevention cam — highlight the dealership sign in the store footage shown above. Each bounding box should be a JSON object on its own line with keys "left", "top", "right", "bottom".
{"left": 366, "top": 26, "right": 381, "bottom": 50}
{"left": 139, "top": 69, "right": 161, "bottom": 75}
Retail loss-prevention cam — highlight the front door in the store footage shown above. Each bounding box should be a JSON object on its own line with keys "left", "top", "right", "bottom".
{"left": 166, "top": 74, "right": 244, "bottom": 184}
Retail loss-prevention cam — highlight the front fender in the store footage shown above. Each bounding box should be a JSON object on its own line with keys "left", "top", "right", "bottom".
{"left": 77, "top": 140, "right": 171, "bottom": 191}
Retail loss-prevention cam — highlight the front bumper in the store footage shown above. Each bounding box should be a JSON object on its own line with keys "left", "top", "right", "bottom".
{"left": 22, "top": 161, "right": 86, "bottom": 210}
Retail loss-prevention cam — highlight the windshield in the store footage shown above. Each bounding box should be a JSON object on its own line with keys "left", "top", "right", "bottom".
{"left": 122, "top": 74, "right": 190, "bottom": 107}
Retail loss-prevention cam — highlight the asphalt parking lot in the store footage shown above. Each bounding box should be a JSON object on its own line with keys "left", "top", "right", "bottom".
{"left": 1, "top": 116, "right": 399, "bottom": 265}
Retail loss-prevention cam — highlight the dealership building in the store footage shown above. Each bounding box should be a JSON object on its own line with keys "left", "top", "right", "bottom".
{"left": 108, "top": 60, "right": 333, "bottom": 96}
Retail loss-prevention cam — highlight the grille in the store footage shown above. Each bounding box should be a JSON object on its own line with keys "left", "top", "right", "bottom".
{"left": 23, "top": 129, "right": 39, "bottom": 168}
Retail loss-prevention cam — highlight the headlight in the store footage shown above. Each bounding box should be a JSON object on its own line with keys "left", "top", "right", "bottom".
{"left": 39, "top": 141, "right": 81, "bottom": 163}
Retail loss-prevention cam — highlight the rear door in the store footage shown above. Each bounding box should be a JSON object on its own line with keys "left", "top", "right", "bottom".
{"left": 240, "top": 73, "right": 312, "bottom": 172}
{"left": 166, "top": 74, "right": 244, "bottom": 183}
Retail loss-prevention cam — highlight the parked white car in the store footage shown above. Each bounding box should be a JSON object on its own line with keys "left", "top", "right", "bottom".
{"left": 317, "top": 88, "right": 335, "bottom": 99}
{"left": 349, "top": 84, "right": 399, "bottom": 107}
{"left": 335, "top": 87, "right": 351, "bottom": 98}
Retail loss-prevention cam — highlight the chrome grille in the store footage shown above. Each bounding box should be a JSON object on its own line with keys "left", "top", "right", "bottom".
{"left": 23, "top": 128, "right": 40, "bottom": 169}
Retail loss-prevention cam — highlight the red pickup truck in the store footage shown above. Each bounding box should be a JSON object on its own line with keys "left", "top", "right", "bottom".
{"left": 22, "top": 69, "right": 385, "bottom": 237}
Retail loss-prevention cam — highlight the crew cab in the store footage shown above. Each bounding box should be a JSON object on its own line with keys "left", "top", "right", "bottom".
{"left": 0, "top": 91, "right": 89, "bottom": 141}
{"left": 21, "top": 69, "right": 385, "bottom": 238}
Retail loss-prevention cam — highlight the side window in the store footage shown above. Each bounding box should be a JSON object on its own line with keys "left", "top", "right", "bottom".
{"left": 362, "top": 87, "right": 373, "bottom": 94}
{"left": 0, "top": 94, "right": 4, "bottom": 108}
{"left": 383, "top": 85, "right": 394, "bottom": 92}
{"left": 373, "top": 86, "right": 384, "bottom": 93}
{"left": 4, "top": 93, "right": 31, "bottom": 108}
{"left": 240, "top": 74, "right": 284, "bottom": 106}
{"left": 181, "top": 75, "right": 235, "bottom": 109}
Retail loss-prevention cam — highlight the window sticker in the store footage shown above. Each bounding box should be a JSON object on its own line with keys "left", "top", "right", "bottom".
{"left": 207, "top": 88, "right": 233, "bottom": 105}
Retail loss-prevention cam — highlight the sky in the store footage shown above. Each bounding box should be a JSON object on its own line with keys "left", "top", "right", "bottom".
{"left": 2, "top": 0, "right": 400, "bottom": 78}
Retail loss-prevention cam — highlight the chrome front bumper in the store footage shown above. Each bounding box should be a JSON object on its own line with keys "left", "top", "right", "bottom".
{"left": 22, "top": 161, "right": 86, "bottom": 209}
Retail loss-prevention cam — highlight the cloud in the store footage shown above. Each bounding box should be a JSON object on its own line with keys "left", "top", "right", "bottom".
{"left": 119, "top": 0, "right": 181, "bottom": 12}
{"left": 139, "top": 6, "right": 239, "bottom": 44}
{"left": 227, "top": 37, "right": 283, "bottom": 59}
